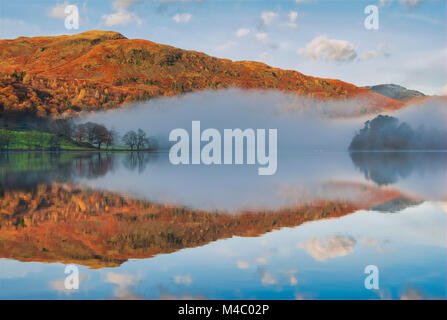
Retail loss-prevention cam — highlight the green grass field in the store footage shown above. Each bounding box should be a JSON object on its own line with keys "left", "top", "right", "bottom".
{"left": 0, "top": 129, "right": 96, "bottom": 151}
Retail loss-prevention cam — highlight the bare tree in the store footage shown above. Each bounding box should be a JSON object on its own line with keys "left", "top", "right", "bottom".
{"left": 122, "top": 130, "right": 138, "bottom": 150}
{"left": 84, "top": 122, "right": 97, "bottom": 145}
{"left": 105, "top": 129, "right": 117, "bottom": 149}
{"left": 136, "top": 128, "right": 150, "bottom": 150}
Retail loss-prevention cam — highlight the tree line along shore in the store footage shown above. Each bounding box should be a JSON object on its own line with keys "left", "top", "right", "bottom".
{"left": 0, "top": 118, "right": 158, "bottom": 151}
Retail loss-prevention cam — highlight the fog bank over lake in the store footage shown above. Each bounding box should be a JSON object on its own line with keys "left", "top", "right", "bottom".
{"left": 80, "top": 89, "right": 367, "bottom": 151}
{"left": 80, "top": 90, "right": 447, "bottom": 153}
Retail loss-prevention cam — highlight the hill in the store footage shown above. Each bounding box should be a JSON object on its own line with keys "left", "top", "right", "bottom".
{"left": 364, "top": 84, "right": 425, "bottom": 102}
{"left": 0, "top": 30, "right": 403, "bottom": 118}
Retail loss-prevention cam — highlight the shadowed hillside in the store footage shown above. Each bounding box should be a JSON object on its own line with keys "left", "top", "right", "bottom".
{"left": 0, "top": 30, "right": 403, "bottom": 118}
{"left": 0, "top": 182, "right": 406, "bottom": 268}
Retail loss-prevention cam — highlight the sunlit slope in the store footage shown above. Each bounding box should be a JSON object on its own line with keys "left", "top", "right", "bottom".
{"left": 0, "top": 30, "right": 403, "bottom": 118}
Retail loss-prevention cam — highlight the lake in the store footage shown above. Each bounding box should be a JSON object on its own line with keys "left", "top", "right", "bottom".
{"left": 0, "top": 151, "right": 445, "bottom": 299}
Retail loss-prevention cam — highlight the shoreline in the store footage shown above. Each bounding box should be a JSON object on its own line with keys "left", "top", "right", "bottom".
{"left": 0, "top": 148, "right": 162, "bottom": 153}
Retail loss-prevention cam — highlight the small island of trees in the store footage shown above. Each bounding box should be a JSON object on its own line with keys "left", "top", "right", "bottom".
{"left": 349, "top": 115, "right": 447, "bottom": 151}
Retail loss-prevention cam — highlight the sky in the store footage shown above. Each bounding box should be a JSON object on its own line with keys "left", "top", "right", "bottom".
{"left": 0, "top": 0, "right": 446, "bottom": 95}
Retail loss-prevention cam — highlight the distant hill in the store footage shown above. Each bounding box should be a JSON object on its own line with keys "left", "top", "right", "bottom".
{"left": 0, "top": 30, "right": 403, "bottom": 118}
{"left": 364, "top": 84, "right": 425, "bottom": 102}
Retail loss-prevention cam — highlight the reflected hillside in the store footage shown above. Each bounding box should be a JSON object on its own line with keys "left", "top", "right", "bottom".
{"left": 350, "top": 152, "right": 447, "bottom": 185}
{"left": 0, "top": 182, "right": 406, "bottom": 268}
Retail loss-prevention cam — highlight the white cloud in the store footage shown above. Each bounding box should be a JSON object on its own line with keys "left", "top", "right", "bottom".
{"left": 237, "top": 261, "right": 250, "bottom": 269}
{"left": 379, "top": 0, "right": 393, "bottom": 7}
{"left": 359, "top": 43, "right": 392, "bottom": 61}
{"left": 103, "top": 10, "right": 141, "bottom": 26}
{"left": 259, "top": 52, "right": 272, "bottom": 60}
{"left": 102, "top": 0, "right": 142, "bottom": 26}
{"left": 298, "top": 35, "right": 357, "bottom": 62}
{"left": 359, "top": 50, "right": 380, "bottom": 61}
{"left": 116, "top": 0, "right": 142, "bottom": 8}
{"left": 48, "top": 2, "right": 70, "bottom": 19}
{"left": 297, "top": 235, "right": 357, "bottom": 262}
{"left": 215, "top": 40, "right": 237, "bottom": 51}
{"left": 400, "top": 0, "right": 426, "bottom": 8}
{"left": 285, "top": 11, "right": 299, "bottom": 29}
{"left": 255, "top": 33, "right": 268, "bottom": 41}
{"left": 172, "top": 13, "right": 192, "bottom": 23}
{"left": 236, "top": 28, "right": 250, "bottom": 37}
{"left": 289, "top": 11, "right": 298, "bottom": 22}
{"left": 260, "top": 11, "right": 277, "bottom": 26}
{"left": 380, "top": 0, "right": 427, "bottom": 8}
{"left": 174, "top": 274, "right": 193, "bottom": 285}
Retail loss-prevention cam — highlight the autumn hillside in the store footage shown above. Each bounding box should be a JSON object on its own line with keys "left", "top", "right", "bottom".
{"left": 0, "top": 30, "right": 403, "bottom": 118}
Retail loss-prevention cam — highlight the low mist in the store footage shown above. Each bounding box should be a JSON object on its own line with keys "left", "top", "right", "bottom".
{"left": 79, "top": 89, "right": 446, "bottom": 153}
{"left": 80, "top": 89, "right": 368, "bottom": 152}
{"left": 393, "top": 97, "right": 447, "bottom": 130}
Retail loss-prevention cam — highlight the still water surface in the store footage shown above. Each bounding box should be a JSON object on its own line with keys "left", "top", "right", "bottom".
{"left": 0, "top": 151, "right": 445, "bottom": 299}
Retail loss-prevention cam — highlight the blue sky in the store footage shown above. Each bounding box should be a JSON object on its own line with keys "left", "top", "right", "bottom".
{"left": 0, "top": 0, "right": 445, "bottom": 94}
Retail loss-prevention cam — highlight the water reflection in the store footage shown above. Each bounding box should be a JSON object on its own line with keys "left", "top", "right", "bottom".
{"left": 0, "top": 152, "right": 152, "bottom": 189}
{"left": 0, "top": 151, "right": 446, "bottom": 299}
{"left": 0, "top": 182, "right": 398, "bottom": 268}
{"left": 350, "top": 151, "right": 447, "bottom": 185}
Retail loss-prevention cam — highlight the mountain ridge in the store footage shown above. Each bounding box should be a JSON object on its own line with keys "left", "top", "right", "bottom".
{"left": 0, "top": 30, "right": 404, "bottom": 118}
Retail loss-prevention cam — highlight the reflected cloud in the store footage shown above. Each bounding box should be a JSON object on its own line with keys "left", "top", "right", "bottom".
{"left": 260, "top": 271, "right": 277, "bottom": 285}
{"left": 49, "top": 273, "right": 87, "bottom": 295}
{"left": 286, "top": 269, "right": 298, "bottom": 286}
{"left": 49, "top": 279, "right": 74, "bottom": 295}
{"left": 297, "top": 235, "right": 357, "bottom": 262}
{"left": 400, "top": 287, "right": 426, "bottom": 300}
{"left": 158, "top": 285, "right": 206, "bottom": 300}
{"left": 173, "top": 274, "right": 193, "bottom": 286}
{"left": 357, "top": 237, "right": 392, "bottom": 254}
{"left": 237, "top": 261, "right": 250, "bottom": 269}
{"left": 255, "top": 257, "right": 268, "bottom": 264}
{"left": 105, "top": 272, "right": 144, "bottom": 300}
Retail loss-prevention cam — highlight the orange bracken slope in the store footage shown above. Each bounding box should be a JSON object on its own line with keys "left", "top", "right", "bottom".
{"left": 0, "top": 30, "right": 403, "bottom": 118}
